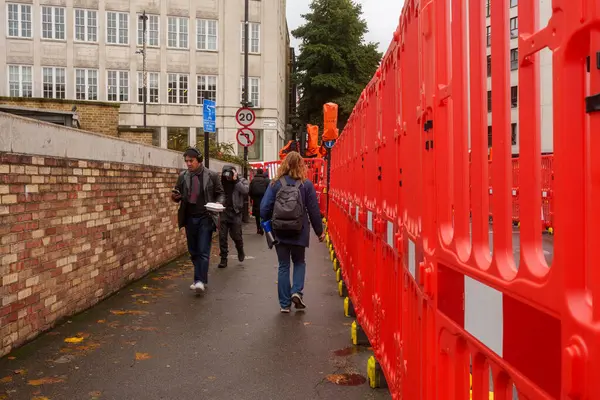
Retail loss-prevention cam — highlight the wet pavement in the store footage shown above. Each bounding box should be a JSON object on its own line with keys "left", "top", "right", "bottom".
{"left": 0, "top": 223, "right": 389, "bottom": 400}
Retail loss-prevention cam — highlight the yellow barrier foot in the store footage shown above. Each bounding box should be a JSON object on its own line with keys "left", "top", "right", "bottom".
{"left": 336, "top": 268, "right": 342, "bottom": 283}
{"left": 367, "top": 356, "right": 388, "bottom": 389}
{"left": 333, "top": 258, "right": 339, "bottom": 272}
{"left": 344, "top": 297, "right": 356, "bottom": 318}
{"left": 351, "top": 320, "right": 370, "bottom": 346}
{"left": 338, "top": 280, "right": 348, "bottom": 297}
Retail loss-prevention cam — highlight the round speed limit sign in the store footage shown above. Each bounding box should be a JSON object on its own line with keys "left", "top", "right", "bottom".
{"left": 235, "top": 107, "right": 255, "bottom": 127}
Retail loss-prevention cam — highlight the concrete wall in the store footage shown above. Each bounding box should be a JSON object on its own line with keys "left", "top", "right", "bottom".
{"left": 0, "top": 112, "right": 237, "bottom": 357}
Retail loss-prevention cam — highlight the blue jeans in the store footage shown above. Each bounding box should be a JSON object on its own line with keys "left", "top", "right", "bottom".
{"left": 185, "top": 216, "right": 215, "bottom": 284}
{"left": 275, "top": 244, "right": 306, "bottom": 308}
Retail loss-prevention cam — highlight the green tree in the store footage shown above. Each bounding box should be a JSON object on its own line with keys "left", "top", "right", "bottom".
{"left": 292, "top": 0, "right": 382, "bottom": 129}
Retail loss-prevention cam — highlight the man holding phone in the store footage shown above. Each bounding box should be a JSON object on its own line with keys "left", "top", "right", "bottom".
{"left": 171, "top": 147, "right": 224, "bottom": 293}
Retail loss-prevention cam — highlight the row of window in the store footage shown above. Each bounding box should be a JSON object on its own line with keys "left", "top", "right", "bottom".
{"left": 486, "top": 48, "right": 519, "bottom": 75}
{"left": 488, "top": 123, "right": 518, "bottom": 147}
{"left": 486, "top": 86, "right": 519, "bottom": 112}
{"left": 8, "top": 66, "right": 261, "bottom": 107}
{"left": 7, "top": 4, "right": 260, "bottom": 53}
{"left": 486, "top": 0, "right": 518, "bottom": 17}
{"left": 486, "top": 17, "right": 518, "bottom": 46}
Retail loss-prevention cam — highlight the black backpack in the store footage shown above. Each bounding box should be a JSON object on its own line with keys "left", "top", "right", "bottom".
{"left": 272, "top": 177, "right": 304, "bottom": 233}
{"left": 250, "top": 177, "right": 269, "bottom": 198}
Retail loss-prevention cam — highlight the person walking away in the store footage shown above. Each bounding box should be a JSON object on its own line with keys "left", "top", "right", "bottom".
{"left": 218, "top": 165, "right": 249, "bottom": 268}
{"left": 249, "top": 168, "right": 270, "bottom": 235}
{"left": 171, "top": 147, "right": 225, "bottom": 293}
{"left": 260, "top": 152, "right": 325, "bottom": 313}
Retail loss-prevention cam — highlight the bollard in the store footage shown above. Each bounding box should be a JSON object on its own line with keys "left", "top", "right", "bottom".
{"left": 338, "top": 279, "right": 348, "bottom": 297}
{"left": 336, "top": 268, "right": 342, "bottom": 283}
{"left": 344, "top": 297, "right": 356, "bottom": 317}
{"left": 367, "top": 356, "right": 388, "bottom": 389}
{"left": 351, "top": 320, "right": 370, "bottom": 346}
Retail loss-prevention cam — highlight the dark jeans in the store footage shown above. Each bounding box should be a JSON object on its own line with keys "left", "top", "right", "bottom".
{"left": 275, "top": 244, "right": 306, "bottom": 308}
{"left": 255, "top": 216, "right": 262, "bottom": 232}
{"left": 219, "top": 218, "right": 244, "bottom": 258}
{"left": 185, "top": 216, "right": 215, "bottom": 284}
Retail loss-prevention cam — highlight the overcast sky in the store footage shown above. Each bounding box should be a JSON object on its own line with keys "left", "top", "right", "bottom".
{"left": 286, "top": 0, "right": 404, "bottom": 55}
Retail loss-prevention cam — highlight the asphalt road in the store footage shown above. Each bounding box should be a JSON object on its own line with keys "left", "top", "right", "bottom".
{"left": 0, "top": 224, "right": 389, "bottom": 400}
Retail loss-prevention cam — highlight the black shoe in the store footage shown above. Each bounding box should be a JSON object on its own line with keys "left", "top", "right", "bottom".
{"left": 238, "top": 249, "right": 245, "bottom": 262}
{"left": 218, "top": 258, "right": 227, "bottom": 268}
{"left": 291, "top": 293, "right": 306, "bottom": 310}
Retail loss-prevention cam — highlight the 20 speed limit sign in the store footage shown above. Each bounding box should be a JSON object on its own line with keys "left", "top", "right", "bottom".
{"left": 236, "top": 128, "right": 256, "bottom": 147}
{"left": 235, "top": 107, "right": 255, "bottom": 127}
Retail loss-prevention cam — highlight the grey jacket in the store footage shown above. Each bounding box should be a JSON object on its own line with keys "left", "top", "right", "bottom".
{"left": 174, "top": 167, "right": 225, "bottom": 229}
{"left": 226, "top": 178, "right": 250, "bottom": 214}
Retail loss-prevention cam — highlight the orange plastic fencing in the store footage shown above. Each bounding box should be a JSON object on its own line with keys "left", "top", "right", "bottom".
{"left": 324, "top": 0, "right": 599, "bottom": 397}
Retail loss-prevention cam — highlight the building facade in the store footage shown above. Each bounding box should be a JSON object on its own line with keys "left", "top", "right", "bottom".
{"left": 485, "top": 0, "right": 553, "bottom": 155}
{"left": 0, "top": 0, "right": 289, "bottom": 162}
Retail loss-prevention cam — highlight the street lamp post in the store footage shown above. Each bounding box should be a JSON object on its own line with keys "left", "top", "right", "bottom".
{"left": 140, "top": 11, "right": 148, "bottom": 127}
{"left": 242, "top": 0, "right": 250, "bottom": 223}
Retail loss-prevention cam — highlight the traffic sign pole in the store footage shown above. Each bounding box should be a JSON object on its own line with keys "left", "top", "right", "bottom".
{"left": 242, "top": 0, "right": 250, "bottom": 223}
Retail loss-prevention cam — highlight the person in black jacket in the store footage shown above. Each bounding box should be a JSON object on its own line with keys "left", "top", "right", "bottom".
{"left": 171, "top": 147, "right": 225, "bottom": 293}
{"left": 249, "top": 168, "right": 270, "bottom": 235}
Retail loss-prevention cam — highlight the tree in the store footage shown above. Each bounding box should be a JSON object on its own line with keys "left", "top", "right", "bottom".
{"left": 292, "top": 0, "right": 382, "bottom": 130}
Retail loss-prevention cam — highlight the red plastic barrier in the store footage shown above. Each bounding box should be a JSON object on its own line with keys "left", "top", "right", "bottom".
{"left": 323, "top": 0, "right": 598, "bottom": 397}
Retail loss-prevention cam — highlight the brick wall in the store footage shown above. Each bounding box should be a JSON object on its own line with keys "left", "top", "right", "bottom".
{"left": 117, "top": 127, "right": 156, "bottom": 146}
{"left": 0, "top": 97, "right": 120, "bottom": 138}
{"left": 0, "top": 152, "right": 187, "bottom": 357}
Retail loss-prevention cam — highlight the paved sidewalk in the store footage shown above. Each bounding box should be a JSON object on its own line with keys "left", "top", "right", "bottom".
{"left": 0, "top": 223, "right": 390, "bottom": 400}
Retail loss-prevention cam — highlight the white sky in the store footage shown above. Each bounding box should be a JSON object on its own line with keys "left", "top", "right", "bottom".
{"left": 286, "top": 0, "right": 404, "bottom": 54}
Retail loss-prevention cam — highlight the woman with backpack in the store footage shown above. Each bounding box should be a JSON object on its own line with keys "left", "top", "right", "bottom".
{"left": 260, "top": 152, "right": 325, "bottom": 313}
{"left": 249, "top": 168, "right": 270, "bottom": 235}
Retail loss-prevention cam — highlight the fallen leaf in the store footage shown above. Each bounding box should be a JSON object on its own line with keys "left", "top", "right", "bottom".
{"left": 7, "top": 357, "right": 15, "bottom": 360}
{"left": 136, "top": 300, "right": 150, "bottom": 305}
{"left": 28, "top": 377, "right": 65, "bottom": 386}
{"left": 97, "top": 320, "right": 106, "bottom": 324}
{"left": 14, "top": 369, "right": 26, "bottom": 375}
{"left": 303, "top": 322, "right": 312, "bottom": 326}
{"left": 0, "top": 376, "right": 12, "bottom": 384}
{"left": 207, "top": 376, "right": 216, "bottom": 381}
{"left": 0, "top": 394, "right": 7, "bottom": 400}
{"left": 64, "top": 336, "right": 84, "bottom": 344}
{"left": 89, "top": 390, "right": 102, "bottom": 398}
{"left": 110, "top": 310, "right": 149, "bottom": 316}
{"left": 124, "top": 326, "right": 158, "bottom": 332}
{"left": 135, "top": 353, "right": 151, "bottom": 361}
{"left": 31, "top": 397, "right": 50, "bottom": 400}
{"left": 124, "top": 341, "right": 137, "bottom": 346}
{"left": 326, "top": 374, "right": 345, "bottom": 384}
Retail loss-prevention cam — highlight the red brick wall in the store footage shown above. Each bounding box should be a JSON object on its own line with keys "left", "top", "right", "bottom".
{"left": 0, "top": 152, "right": 187, "bottom": 357}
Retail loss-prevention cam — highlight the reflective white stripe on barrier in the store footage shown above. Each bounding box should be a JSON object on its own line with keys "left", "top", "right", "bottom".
{"left": 464, "top": 276, "right": 503, "bottom": 357}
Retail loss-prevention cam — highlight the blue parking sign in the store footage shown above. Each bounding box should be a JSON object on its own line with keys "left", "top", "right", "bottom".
{"left": 203, "top": 100, "right": 216, "bottom": 133}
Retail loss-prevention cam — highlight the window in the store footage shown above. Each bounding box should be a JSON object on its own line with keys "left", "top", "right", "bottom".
{"left": 168, "top": 73, "right": 188, "bottom": 104}
{"left": 487, "top": 126, "right": 492, "bottom": 148}
{"left": 197, "top": 19, "right": 218, "bottom": 51}
{"left": 510, "top": 0, "right": 518, "bottom": 8}
{"left": 237, "top": 129, "right": 262, "bottom": 160}
{"left": 138, "top": 14, "right": 159, "bottom": 47}
{"left": 487, "top": 55, "right": 492, "bottom": 77}
{"left": 75, "top": 69, "right": 98, "bottom": 100}
{"left": 197, "top": 75, "right": 217, "bottom": 104}
{"left": 138, "top": 72, "right": 159, "bottom": 103}
{"left": 241, "top": 22, "right": 260, "bottom": 53}
{"left": 42, "top": 67, "right": 65, "bottom": 99}
{"left": 487, "top": 90, "right": 492, "bottom": 112}
{"left": 486, "top": 26, "right": 491, "bottom": 47}
{"left": 168, "top": 17, "right": 188, "bottom": 48}
{"left": 486, "top": 0, "right": 490, "bottom": 17}
{"left": 240, "top": 77, "right": 260, "bottom": 107}
{"left": 7, "top": 3, "right": 32, "bottom": 38}
{"left": 8, "top": 65, "right": 32, "bottom": 97}
{"left": 167, "top": 127, "right": 189, "bottom": 151}
{"left": 511, "top": 123, "right": 517, "bottom": 145}
{"left": 510, "top": 48, "right": 518, "bottom": 70}
{"left": 510, "top": 17, "right": 518, "bottom": 39}
{"left": 42, "top": 6, "right": 65, "bottom": 40}
{"left": 107, "top": 70, "right": 129, "bottom": 102}
{"left": 510, "top": 86, "right": 518, "bottom": 108}
{"left": 107, "top": 11, "right": 128, "bottom": 45}
{"left": 75, "top": 9, "right": 97, "bottom": 42}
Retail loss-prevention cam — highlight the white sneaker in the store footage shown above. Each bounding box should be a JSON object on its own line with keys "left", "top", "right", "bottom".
{"left": 194, "top": 281, "right": 205, "bottom": 293}
{"left": 190, "top": 283, "right": 196, "bottom": 290}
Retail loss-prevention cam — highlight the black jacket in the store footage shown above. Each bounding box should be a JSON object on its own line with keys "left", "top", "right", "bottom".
{"left": 249, "top": 173, "right": 270, "bottom": 215}
{"left": 174, "top": 167, "right": 225, "bottom": 229}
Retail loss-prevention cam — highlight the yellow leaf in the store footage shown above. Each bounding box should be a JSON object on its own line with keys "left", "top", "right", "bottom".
{"left": 27, "top": 376, "right": 65, "bottom": 386}
{"left": 0, "top": 376, "right": 12, "bottom": 384}
{"left": 135, "top": 353, "right": 151, "bottom": 361}
{"left": 32, "top": 397, "right": 50, "bottom": 400}
{"left": 7, "top": 356, "right": 15, "bottom": 360}
{"left": 303, "top": 322, "right": 312, "bottom": 326}
{"left": 110, "top": 310, "right": 148, "bottom": 316}
{"left": 14, "top": 369, "right": 26, "bottom": 375}
{"left": 136, "top": 300, "right": 150, "bottom": 305}
{"left": 97, "top": 320, "right": 106, "bottom": 324}
{"left": 207, "top": 376, "right": 216, "bottom": 381}
{"left": 64, "top": 337, "right": 84, "bottom": 344}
